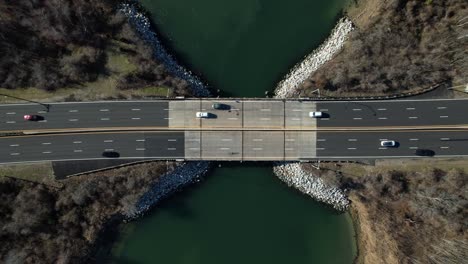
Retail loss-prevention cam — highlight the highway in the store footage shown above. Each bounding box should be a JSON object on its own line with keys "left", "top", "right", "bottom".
{"left": 0, "top": 98, "right": 467, "bottom": 163}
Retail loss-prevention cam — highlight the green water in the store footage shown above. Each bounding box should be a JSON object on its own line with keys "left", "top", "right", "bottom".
{"left": 140, "top": 0, "right": 346, "bottom": 97}
{"left": 111, "top": 166, "right": 356, "bottom": 263}
{"left": 110, "top": 1, "right": 356, "bottom": 263}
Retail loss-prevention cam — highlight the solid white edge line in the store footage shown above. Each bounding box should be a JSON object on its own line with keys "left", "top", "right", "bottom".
{"left": 2, "top": 154, "right": 468, "bottom": 165}
{"left": 0, "top": 98, "right": 466, "bottom": 107}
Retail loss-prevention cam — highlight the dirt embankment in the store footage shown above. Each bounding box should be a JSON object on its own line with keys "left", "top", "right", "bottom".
{"left": 302, "top": 160, "right": 467, "bottom": 264}
{"left": 296, "top": 0, "right": 467, "bottom": 97}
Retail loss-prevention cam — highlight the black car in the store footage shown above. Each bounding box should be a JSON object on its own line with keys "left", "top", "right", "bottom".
{"left": 102, "top": 151, "right": 120, "bottom": 158}
{"left": 415, "top": 149, "right": 435, "bottom": 157}
{"left": 212, "top": 103, "right": 230, "bottom": 110}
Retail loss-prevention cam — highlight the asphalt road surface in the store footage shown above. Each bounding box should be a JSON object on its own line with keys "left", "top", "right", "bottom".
{"left": 0, "top": 98, "right": 467, "bottom": 163}
{"left": 0, "top": 101, "right": 169, "bottom": 131}
{"left": 316, "top": 99, "right": 468, "bottom": 127}
{"left": 316, "top": 131, "right": 468, "bottom": 158}
{"left": 0, "top": 132, "right": 184, "bottom": 164}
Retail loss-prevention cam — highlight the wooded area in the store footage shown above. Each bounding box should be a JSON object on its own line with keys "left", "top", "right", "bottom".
{"left": 0, "top": 162, "right": 173, "bottom": 263}
{"left": 304, "top": 163, "right": 468, "bottom": 264}
{"left": 0, "top": 0, "right": 191, "bottom": 95}
{"left": 298, "top": 0, "right": 467, "bottom": 96}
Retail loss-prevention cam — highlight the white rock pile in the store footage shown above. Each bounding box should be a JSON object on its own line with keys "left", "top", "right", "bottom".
{"left": 119, "top": 3, "right": 211, "bottom": 97}
{"left": 275, "top": 17, "right": 354, "bottom": 98}
{"left": 128, "top": 161, "right": 211, "bottom": 218}
{"left": 273, "top": 162, "right": 349, "bottom": 211}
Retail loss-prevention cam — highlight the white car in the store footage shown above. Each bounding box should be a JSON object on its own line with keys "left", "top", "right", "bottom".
{"left": 380, "top": 140, "right": 396, "bottom": 147}
{"left": 309, "top": 111, "right": 323, "bottom": 118}
{"left": 196, "top": 112, "right": 209, "bottom": 118}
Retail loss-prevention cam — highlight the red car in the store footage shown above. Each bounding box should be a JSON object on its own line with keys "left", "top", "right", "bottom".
{"left": 23, "top": 114, "right": 40, "bottom": 121}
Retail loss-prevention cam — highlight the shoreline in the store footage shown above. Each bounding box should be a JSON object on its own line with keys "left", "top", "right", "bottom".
{"left": 273, "top": 162, "right": 350, "bottom": 211}
{"left": 274, "top": 17, "right": 354, "bottom": 98}
{"left": 120, "top": 2, "right": 211, "bottom": 97}
{"left": 119, "top": 1, "right": 214, "bottom": 220}
{"left": 128, "top": 161, "right": 211, "bottom": 218}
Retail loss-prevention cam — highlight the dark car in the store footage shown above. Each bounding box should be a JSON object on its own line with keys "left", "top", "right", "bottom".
{"left": 102, "top": 151, "right": 120, "bottom": 158}
{"left": 212, "top": 103, "right": 230, "bottom": 110}
{"left": 415, "top": 149, "right": 435, "bottom": 157}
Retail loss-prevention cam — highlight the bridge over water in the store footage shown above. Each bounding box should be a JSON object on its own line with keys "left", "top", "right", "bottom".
{"left": 0, "top": 98, "right": 467, "bottom": 163}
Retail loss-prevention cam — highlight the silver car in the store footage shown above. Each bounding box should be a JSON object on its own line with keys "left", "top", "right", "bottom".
{"left": 380, "top": 140, "right": 396, "bottom": 147}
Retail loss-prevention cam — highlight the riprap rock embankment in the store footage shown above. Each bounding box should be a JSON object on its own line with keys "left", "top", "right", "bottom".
{"left": 275, "top": 18, "right": 354, "bottom": 98}
{"left": 273, "top": 162, "right": 349, "bottom": 211}
{"left": 129, "top": 162, "right": 211, "bottom": 218}
{"left": 120, "top": 3, "right": 211, "bottom": 97}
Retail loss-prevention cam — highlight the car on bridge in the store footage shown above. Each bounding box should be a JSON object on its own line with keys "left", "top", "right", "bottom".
{"left": 309, "top": 111, "right": 323, "bottom": 118}
{"left": 212, "top": 103, "right": 230, "bottom": 110}
{"left": 415, "top": 149, "right": 435, "bottom": 156}
{"left": 380, "top": 140, "right": 397, "bottom": 147}
{"left": 23, "top": 114, "right": 42, "bottom": 121}
{"left": 196, "top": 112, "right": 210, "bottom": 118}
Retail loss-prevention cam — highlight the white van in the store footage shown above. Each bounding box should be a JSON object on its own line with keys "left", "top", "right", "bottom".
{"left": 196, "top": 112, "right": 209, "bottom": 118}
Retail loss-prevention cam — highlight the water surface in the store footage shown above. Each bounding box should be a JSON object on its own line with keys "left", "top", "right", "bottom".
{"left": 110, "top": 1, "right": 356, "bottom": 263}
{"left": 140, "top": 0, "right": 346, "bottom": 97}
{"left": 111, "top": 166, "right": 356, "bottom": 263}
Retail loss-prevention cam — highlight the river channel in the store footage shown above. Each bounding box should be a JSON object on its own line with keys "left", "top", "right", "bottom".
{"left": 109, "top": 0, "right": 356, "bottom": 263}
